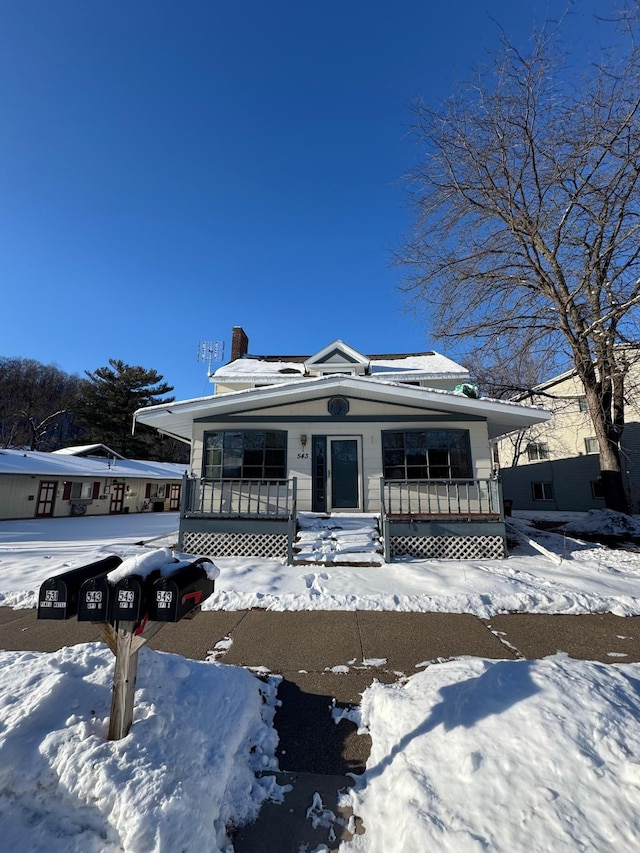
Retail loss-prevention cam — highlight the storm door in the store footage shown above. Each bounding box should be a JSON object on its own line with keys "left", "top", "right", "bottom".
{"left": 328, "top": 437, "right": 361, "bottom": 510}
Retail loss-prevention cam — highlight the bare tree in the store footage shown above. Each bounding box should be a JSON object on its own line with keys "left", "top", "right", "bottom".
{"left": 0, "top": 358, "right": 85, "bottom": 450}
{"left": 400, "top": 7, "right": 640, "bottom": 512}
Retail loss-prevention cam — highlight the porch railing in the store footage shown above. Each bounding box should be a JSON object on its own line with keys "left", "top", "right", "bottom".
{"left": 381, "top": 477, "right": 502, "bottom": 517}
{"left": 182, "top": 476, "right": 297, "bottom": 518}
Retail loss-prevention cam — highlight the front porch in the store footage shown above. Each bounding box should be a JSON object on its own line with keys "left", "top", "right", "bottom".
{"left": 177, "top": 475, "right": 507, "bottom": 562}
{"left": 380, "top": 477, "right": 506, "bottom": 560}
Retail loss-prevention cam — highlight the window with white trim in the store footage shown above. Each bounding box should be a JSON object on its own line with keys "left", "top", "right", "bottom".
{"left": 382, "top": 429, "right": 471, "bottom": 480}
{"left": 585, "top": 437, "right": 599, "bottom": 454}
{"left": 203, "top": 430, "right": 287, "bottom": 479}
{"left": 70, "top": 482, "right": 93, "bottom": 500}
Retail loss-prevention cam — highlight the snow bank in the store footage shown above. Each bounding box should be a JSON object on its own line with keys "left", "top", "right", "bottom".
{"left": 344, "top": 656, "right": 640, "bottom": 852}
{"left": 0, "top": 644, "right": 280, "bottom": 852}
{"left": 563, "top": 508, "right": 640, "bottom": 537}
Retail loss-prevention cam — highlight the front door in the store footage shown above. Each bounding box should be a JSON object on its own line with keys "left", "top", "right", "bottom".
{"left": 110, "top": 483, "right": 125, "bottom": 514}
{"left": 36, "top": 481, "right": 57, "bottom": 517}
{"left": 329, "top": 437, "right": 361, "bottom": 510}
{"left": 169, "top": 484, "right": 181, "bottom": 510}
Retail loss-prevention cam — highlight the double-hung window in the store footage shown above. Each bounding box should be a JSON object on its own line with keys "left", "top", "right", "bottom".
{"left": 526, "top": 442, "right": 549, "bottom": 461}
{"left": 203, "top": 430, "right": 287, "bottom": 480}
{"left": 585, "top": 437, "right": 599, "bottom": 455}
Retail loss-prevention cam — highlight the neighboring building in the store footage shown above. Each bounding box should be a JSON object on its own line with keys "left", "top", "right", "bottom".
{"left": 494, "top": 366, "right": 640, "bottom": 512}
{"left": 0, "top": 445, "right": 188, "bottom": 520}
{"left": 135, "top": 327, "right": 549, "bottom": 561}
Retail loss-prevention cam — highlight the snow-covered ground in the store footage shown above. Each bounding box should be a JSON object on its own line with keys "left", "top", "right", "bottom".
{"left": 0, "top": 643, "right": 280, "bottom": 852}
{"left": 2, "top": 509, "right": 640, "bottom": 616}
{"left": 1, "top": 509, "right": 640, "bottom": 851}
{"left": 344, "top": 655, "right": 640, "bottom": 852}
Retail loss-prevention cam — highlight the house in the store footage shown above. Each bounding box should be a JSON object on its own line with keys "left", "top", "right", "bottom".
{"left": 0, "top": 444, "right": 188, "bottom": 520}
{"left": 494, "top": 364, "right": 640, "bottom": 513}
{"left": 134, "top": 327, "right": 551, "bottom": 561}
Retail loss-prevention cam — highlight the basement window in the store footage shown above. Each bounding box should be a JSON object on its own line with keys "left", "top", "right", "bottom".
{"left": 531, "top": 482, "right": 554, "bottom": 501}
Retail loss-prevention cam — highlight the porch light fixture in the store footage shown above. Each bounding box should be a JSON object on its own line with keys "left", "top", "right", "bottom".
{"left": 300, "top": 434, "right": 308, "bottom": 447}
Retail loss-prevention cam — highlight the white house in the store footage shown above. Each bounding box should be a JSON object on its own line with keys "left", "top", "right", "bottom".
{"left": 134, "top": 328, "right": 550, "bottom": 561}
{"left": 0, "top": 444, "right": 188, "bottom": 520}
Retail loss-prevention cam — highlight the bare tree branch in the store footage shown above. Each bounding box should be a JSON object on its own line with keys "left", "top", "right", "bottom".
{"left": 399, "top": 8, "right": 640, "bottom": 511}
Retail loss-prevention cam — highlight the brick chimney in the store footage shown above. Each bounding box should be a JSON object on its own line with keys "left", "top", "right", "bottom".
{"left": 231, "top": 326, "right": 249, "bottom": 361}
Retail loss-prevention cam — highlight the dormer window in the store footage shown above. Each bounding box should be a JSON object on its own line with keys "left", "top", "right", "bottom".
{"left": 305, "top": 339, "right": 370, "bottom": 377}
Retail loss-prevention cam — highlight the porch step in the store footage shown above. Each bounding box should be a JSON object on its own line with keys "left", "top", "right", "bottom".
{"left": 292, "top": 513, "right": 384, "bottom": 566}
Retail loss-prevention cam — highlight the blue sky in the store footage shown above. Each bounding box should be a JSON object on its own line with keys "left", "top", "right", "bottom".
{"left": 1, "top": 1, "right": 606, "bottom": 400}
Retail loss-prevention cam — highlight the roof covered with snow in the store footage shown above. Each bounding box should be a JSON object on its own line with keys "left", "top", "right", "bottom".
{"left": 52, "top": 444, "right": 125, "bottom": 459}
{"left": 212, "top": 344, "right": 469, "bottom": 381}
{"left": 135, "top": 374, "right": 551, "bottom": 441}
{"left": 0, "top": 449, "right": 188, "bottom": 479}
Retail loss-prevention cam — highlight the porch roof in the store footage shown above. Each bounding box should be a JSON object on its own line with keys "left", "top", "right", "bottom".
{"left": 134, "top": 375, "right": 551, "bottom": 442}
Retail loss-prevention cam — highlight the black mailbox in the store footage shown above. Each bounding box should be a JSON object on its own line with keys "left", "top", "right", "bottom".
{"left": 148, "top": 560, "right": 215, "bottom": 623}
{"left": 37, "top": 556, "right": 123, "bottom": 620}
{"left": 110, "top": 574, "right": 146, "bottom": 622}
{"left": 77, "top": 573, "right": 113, "bottom": 622}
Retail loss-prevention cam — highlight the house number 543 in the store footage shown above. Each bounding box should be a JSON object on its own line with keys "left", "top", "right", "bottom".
{"left": 297, "top": 452, "right": 309, "bottom": 459}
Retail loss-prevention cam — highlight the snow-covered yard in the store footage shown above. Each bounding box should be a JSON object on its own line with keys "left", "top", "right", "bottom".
{"left": 1, "top": 509, "right": 640, "bottom": 851}
{"left": 2, "top": 510, "right": 640, "bottom": 617}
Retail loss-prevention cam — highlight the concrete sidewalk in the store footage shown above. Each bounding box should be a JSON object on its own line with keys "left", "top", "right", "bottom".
{"left": 2, "top": 607, "right": 639, "bottom": 669}
{"left": 2, "top": 607, "right": 639, "bottom": 851}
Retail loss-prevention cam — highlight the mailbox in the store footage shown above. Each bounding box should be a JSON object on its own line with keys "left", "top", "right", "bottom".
{"left": 37, "top": 556, "right": 123, "bottom": 620}
{"left": 148, "top": 560, "right": 215, "bottom": 623}
{"left": 110, "top": 574, "right": 146, "bottom": 623}
{"left": 77, "top": 574, "right": 112, "bottom": 622}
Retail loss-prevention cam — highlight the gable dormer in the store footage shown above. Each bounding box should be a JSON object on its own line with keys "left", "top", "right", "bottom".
{"left": 304, "top": 340, "right": 370, "bottom": 377}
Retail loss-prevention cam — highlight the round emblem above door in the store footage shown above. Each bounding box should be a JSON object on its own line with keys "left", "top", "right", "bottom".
{"left": 327, "top": 396, "right": 349, "bottom": 416}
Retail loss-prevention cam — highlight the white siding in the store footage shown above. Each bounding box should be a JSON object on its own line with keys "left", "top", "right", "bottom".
{"left": 192, "top": 396, "right": 492, "bottom": 513}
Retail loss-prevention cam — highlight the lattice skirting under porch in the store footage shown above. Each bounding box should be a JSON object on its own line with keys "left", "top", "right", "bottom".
{"left": 182, "top": 531, "right": 288, "bottom": 559}
{"left": 390, "top": 535, "right": 505, "bottom": 560}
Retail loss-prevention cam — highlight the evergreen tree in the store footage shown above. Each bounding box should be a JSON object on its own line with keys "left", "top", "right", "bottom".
{"left": 77, "top": 360, "right": 175, "bottom": 459}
